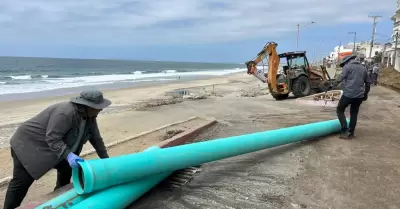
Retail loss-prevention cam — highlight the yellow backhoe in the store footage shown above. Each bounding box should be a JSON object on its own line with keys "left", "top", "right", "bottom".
{"left": 245, "top": 42, "right": 333, "bottom": 100}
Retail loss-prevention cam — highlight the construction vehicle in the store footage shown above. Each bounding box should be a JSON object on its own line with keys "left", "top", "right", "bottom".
{"left": 245, "top": 42, "right": 333, "bottom": 100}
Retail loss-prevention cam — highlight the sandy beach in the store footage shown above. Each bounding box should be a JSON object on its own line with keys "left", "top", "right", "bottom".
{"left": 0, "top": 70, "right": 399, "bottom": 208}
{"left": 0, "top": 72, "right": 245, "bottom": 145}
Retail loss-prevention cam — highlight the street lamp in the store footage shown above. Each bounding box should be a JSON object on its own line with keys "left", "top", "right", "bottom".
{"left": 348, "top": 32, "right": 357, "bottom": 54}
{"left": 297, "top": 21, "right": 316, "bottom": 50}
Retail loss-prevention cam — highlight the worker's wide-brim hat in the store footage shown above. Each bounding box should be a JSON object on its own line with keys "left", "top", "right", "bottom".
{"left": 339, "top": 55, "right": 357, "bottom": 67}
{"left": 70, "top": 90, "right": 112, "bottom": 110}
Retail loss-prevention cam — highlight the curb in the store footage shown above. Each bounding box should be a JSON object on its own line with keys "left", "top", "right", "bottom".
{"left": 0, "top": 116, "right": 200, "bottom": 189}
{"left": 16, "top": 118, "right": 217, "bottom": 209}
{"left": 80, "top": 116, "right": 199, "bottom": 157}
{"left": 157, "top": 119, "right": 217, "bottom": 148}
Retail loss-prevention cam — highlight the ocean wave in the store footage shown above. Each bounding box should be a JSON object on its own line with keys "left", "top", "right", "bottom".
{"left": 0, "top": 69, "right": 216, "bottom": 81}
{"left": 0, "top": 68, "right": 246, "bottom": 95}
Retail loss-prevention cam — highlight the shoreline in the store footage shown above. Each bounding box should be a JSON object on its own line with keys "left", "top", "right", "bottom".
{"left": 0, "top": 77, "right": 184, "bottom": 102}
{"left": 0, "top": 74, "right": 225, "bottom": 102}
{"left": 0, "top": 73, "right": 242, "bottom": 104}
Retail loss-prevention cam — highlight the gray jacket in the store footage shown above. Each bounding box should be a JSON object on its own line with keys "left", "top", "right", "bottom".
{"left": 10, "top": 101, "right": 109, "bottom": 180}
{"left": 335, "top": 60, "right": 370, "bottom": 98}
{"left": 373, "top": 65, "right": 380, "bottom": 74}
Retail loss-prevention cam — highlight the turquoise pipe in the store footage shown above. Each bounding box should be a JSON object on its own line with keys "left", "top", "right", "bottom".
{"left": 73, "top": 118, "right": 346, "bottom": 195}
{"left": 69, "top": 146, "right": 173, "bottom": 209}
{"left": 69, "top": 172, "right": 171, "bottom": 209}
{"left": 35, "top": 146, "right": 166, "bottom": 209}
{"left": 34, "top": 189, "right": 90, "bottom": 209}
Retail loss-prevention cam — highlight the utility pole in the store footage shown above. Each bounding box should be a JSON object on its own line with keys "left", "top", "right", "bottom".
{"left": 296, "top": 21, "right": 316, "bottom": 50}
{"left": 368, "top": 15, "right": 382, "bottom": 60}
{"left": 394, "top": 31, "right": 399, "bottom": 69}
{"left": 337, "top": 42, "right": 342, "bottom": 66}
{"left": 348, "top": 32, "right": 357, "bottom": 54}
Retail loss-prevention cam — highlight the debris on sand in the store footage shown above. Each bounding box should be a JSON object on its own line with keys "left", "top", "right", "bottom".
{"left": 313, "top": 91, "right": 341, "bottom": 101}
{"left": 163, "top": 129, "right": 184, "bottom": 140}
{"left": 295, "top": 90, "right": 342, "bottom": 107}
{"left": 378, "top": 67, "right": 400, "bottom": 90}
{"left": 166, "top": 89, "right": 208, "bottom": 100}
{"left": 134, "top": 98, "right": 183, "bottom": 111}
{"left": 183, "top": 94, "right": 207, "bottom": 100}
{"left": 165, "top": 89, "right": 191, "bottom": 98}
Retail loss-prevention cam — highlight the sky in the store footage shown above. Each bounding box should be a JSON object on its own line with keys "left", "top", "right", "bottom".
{"left": 0, "top": 0, "right": 396, "bottom": 63}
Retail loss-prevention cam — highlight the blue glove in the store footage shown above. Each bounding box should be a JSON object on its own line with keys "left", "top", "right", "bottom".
{"left": 67, "top": 152, "right": 84, "bottom": 168}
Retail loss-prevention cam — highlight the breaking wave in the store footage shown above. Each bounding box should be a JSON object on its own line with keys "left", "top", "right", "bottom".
{"left": 0, "top": 68, "right": 246, "bottom": 95}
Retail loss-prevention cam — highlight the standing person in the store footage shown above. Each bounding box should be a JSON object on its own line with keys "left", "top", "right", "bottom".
{"left": 367, "top": 61, "right": 373, "bottom": 83}
{"left": 329, "top": 55, "right": 370, "bottom": 139}
{"left": 3, "top": 90, "right": 111, "bottom": 209}
{"left": 372, "top": 63, "right": 381, "bottom": 85}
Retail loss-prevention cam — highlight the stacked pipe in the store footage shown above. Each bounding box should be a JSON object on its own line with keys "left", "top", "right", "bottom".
{"left": 35, "top": 119, "right": 346, "bottom": 209}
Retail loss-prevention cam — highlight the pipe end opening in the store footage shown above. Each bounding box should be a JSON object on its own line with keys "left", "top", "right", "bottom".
{"left": 78, "top": 165, "right": 85, "bottom": 190}
{"left": 72, "top": 160, "right": 92, "bottom": 195}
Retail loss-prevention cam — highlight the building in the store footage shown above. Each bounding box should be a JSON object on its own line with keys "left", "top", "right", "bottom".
{"left": 326, "top": 44, "right": 353, "bottom": 67}
{"left": 326, "top": 41, "right": 384, "bottom": 68}
{"left": 384, "top": 0, "right": 400, "bottom": 70}
{"left": 356, "top": 42, "right": 384, "bottom": 60}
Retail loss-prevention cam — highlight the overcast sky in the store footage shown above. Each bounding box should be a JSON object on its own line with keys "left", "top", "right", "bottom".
{"left": 0, "top": 0, "right": 395, "bottom": 62}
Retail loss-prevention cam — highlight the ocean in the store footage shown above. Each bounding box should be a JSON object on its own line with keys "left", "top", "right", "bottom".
{"left": 0, "top": 56, "right": 246, "bottom": 100}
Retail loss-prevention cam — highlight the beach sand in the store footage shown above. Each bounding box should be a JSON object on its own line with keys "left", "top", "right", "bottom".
{"left": 0, "top": 71, "right": 399, "bottom": 208}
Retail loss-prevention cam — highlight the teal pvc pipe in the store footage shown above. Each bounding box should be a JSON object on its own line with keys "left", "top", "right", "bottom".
{"left": 34, "top": 189, "right": 90, "bottom": 209}
{"left": 73, "top": 118, "right": 346, "bottom": 194}
{"left": 35, "top": 146, "right": 162, "bottom": 209}
{"left": 69, "top": 146, "right": 173, "bottom": 209}
{"left": 69, "top": 172, "right": 171, "bottom": 209}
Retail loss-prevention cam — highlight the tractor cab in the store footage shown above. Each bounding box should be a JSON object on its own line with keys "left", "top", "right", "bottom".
{"left": 278, "top": 51, "right": 310, "bottom": 80}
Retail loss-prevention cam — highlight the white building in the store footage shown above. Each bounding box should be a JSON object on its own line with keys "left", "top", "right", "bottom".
{"left": 384, "top": 0, "right": 400, "bottom": 70}
{"left": 356, "top": 42, "right": 384, "bottom": 59}
{"left": 327, "top": 41, "right": 384, "bottom": 67}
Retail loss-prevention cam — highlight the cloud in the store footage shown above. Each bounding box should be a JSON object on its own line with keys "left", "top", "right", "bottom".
{"left": 0, "top": 0, "right": 395, "bottom": 46}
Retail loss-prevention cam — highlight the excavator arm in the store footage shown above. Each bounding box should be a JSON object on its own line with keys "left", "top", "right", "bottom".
{"left": 245, "top": 42, "right": 280, "bottom": 93}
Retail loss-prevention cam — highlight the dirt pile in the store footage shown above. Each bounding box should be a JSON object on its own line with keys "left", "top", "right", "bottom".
{"left": 378, "top": 67, "right": 400, "bottom": 90}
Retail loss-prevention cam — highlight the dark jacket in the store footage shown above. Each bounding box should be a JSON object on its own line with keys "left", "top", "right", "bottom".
{"left": 335, "top": 60, "right": 370, "bottom": 98}
{"left": 10, "top": 101, "right": 108, "bottom": 180}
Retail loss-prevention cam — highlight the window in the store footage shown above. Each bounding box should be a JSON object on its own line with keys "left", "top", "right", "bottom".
{"left": 288, "top": 56, "right": 306, "bottom": 68}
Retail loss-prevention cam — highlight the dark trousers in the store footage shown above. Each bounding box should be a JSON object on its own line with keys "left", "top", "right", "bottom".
{"left": 336, "top": 95, "right": 363, "bottom": 134}
{"left": 372, "top": 73, "right": 378, "bottom": 85}
{"left": 3, "top": 149, "right": 72, "bottom": 209}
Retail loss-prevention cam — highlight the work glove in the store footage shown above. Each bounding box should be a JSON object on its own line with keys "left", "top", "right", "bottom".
{"left": 67, "top": 152, "right": 84, "bottom": 168}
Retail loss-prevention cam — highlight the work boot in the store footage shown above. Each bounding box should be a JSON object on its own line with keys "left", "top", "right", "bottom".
{"left": 339, "top": 131, "right": 351, "bottom": 140}
{"left": 348, "top": 132, "right": 355, "bottom": 139}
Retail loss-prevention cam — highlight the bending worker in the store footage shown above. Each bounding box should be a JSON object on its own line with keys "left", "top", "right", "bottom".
{"left": 329, "top": 55, "right": 370, "bottom": 139}
{"left": 3, "top": 90, "right": 111, "bottom": 209}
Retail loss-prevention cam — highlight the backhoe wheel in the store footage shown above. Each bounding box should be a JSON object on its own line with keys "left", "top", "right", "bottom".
{"left": 272, "top": 93, "right": 289, "bottom": 100}
{"left": 292, "top": 76, "right": 311, "bottom": 98}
